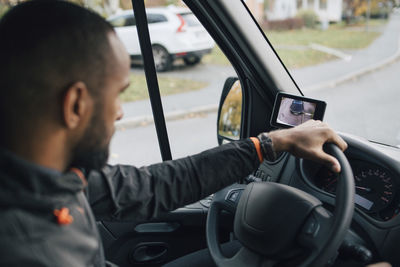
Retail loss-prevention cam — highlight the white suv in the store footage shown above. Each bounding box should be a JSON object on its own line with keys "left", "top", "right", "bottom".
{"left": 108, "top": 6, "right": 215, "bottom": 71}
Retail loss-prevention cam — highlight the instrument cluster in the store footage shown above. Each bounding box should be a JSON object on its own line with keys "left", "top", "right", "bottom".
{"left": 305, "top": 159, "right": 400, "bottom": 222}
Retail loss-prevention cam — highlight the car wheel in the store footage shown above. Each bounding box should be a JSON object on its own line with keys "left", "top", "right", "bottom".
{"left": 152, "top": 45, "right": 172, "bottom": 72}
{"left": 183, "top": 56, "right": 201, "bottom": 66}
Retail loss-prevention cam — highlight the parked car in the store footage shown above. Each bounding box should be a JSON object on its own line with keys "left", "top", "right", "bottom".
{"left": 290, "top": 99, "right": 304, "bottom": 115}
{"left": 108, "top": 6, "right": 215, "bottom": 71}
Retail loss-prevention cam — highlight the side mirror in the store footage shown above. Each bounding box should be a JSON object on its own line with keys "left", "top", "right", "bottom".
{"left": 217, "top": 77, "right": 243, "bottom": 145}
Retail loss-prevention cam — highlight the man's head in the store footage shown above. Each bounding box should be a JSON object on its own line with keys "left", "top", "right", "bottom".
{"left": 0, "top": 0, "right": 131, "bottom": 171}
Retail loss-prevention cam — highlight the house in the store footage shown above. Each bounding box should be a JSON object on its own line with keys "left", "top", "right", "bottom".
{"left": 265, "top": 0, "right": 343, "bottom": 22}
{"left": 245, "top": 0, "right": 265, "bottom": 22}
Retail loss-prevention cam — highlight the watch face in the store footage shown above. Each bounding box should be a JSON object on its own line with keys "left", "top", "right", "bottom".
{"left": 258, "top": 134, "right": 277, "bottom": 162}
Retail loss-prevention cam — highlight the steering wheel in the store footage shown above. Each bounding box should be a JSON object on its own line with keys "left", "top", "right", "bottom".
{"left": 206, "top": 144, "right": 355, "bottom": 267}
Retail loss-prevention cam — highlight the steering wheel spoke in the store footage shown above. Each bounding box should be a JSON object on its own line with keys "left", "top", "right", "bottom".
{"left": 214, "top": 247, "right": 277, "bottom": 267}
{"left": 298, "top": 206, "right": 332, "bottom": 249}
{"left": 210, "top": 183, "right": 247, "bottom": 214}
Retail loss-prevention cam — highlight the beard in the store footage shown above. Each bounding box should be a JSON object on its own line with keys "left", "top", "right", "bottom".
{"left": 69, "top": 110, "right": 111, "bottom": 172}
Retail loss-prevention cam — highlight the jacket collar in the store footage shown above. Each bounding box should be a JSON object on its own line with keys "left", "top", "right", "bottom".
{"left": 0, "top": 148, "right": 85, "bottom": 196}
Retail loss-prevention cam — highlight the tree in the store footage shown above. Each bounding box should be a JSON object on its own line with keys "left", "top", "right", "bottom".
{"left": 343, "top": 0, "right": 394, "bottom": 23}
{"left": 0, "top": 0, "right": 17, "bottom": 17}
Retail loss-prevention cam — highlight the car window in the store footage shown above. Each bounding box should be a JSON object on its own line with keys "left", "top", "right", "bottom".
{"left": 142, "top": 3, "right": 235, "bottom": 162}
{"left": 79, "top": 1, "right": 235, "bottom": 165}
{"left": 147, "top": 13, "right": 167, "bottom": 24}
{"left": 125, "top": 15, "right": 136, "bottom": 26}
{"left": 246, "top": 0, "right": 400, "bottom": 148}
{"left": 72, "top": 2, "right": 162, "bottom": 166}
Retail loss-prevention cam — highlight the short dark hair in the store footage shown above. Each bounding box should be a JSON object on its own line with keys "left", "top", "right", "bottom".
{"left": 0, "top": 0, "right": 115, "bottom": 141}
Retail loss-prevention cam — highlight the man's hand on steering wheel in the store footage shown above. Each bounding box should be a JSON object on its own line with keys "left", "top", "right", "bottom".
{"left": 207, "top": 120, "right": 355, "bottom": 267}
{"left": 265, "top": 120, "right": 348, "bottom": 172}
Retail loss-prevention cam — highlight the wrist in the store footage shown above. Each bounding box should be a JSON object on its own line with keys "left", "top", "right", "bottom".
{"left": 267, "top": 130, "right": 288, "bottom": 153}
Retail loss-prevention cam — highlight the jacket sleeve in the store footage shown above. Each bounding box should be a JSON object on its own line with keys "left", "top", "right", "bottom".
{"left": 87, "top": 139, "right": 260, "bottom": 222}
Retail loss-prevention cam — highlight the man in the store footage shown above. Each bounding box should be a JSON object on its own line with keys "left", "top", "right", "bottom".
{"left": 0, "top": 1, "right": 382, "bottom": 266}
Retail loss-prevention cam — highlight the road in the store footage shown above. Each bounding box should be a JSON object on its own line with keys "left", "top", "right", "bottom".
{"left": 110, "top": 57, "right": 400, "bottom": 166}
{"left": 109, "top": 112, "right": 218, "bottom": 166}
{"left": 308, "top": 59, "right": 400, "bottom": 147}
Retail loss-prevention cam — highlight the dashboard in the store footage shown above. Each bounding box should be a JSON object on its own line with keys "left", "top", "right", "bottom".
{"left": 302, "top": 157, "right": 400, "bottom": 222}
{"left": 254, "top": 133, "right": 400, "bottom": 265}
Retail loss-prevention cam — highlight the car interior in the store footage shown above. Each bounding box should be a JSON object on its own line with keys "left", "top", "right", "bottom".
{"left": 90, "top": 0, "right": 400, "bottom": 266}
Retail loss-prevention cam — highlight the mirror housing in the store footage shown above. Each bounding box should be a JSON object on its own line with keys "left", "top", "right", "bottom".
{"left": 217, "top": 77, "right": 243, "bottom": 145}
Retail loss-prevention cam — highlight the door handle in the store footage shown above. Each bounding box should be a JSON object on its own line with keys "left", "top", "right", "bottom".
{"left": 131, "top": 242, "right": 169, "bottom": 263}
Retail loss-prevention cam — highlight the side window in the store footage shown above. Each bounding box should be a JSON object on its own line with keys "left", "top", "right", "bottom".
{"left": 125, "top": 15, "right": 136, "bottom": 26}
{"left": 103, "top": 5, "right": 163, "bottom": 165}
{"left": 143, "top": 3, "right": 238, "bottom": 161}
{"left": 147, "top": 14, "right": 167, "bottom": 24}
{"left": 81, "top": 1, "right": 240, "bottom": 166}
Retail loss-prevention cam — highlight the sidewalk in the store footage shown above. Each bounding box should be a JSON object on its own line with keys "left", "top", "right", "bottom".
{"left": 119, "top": 14, "right": 400, "bottom": 128}
{"left": 293, "top": 13, "right": 400, "bottom": 91}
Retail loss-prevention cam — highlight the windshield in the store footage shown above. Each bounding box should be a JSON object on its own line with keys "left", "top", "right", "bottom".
{"left": 247, "top": 0, "right": 399, "bottom": 147}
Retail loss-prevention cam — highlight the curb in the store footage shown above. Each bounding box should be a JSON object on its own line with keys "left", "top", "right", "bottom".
{"left": 116, "top": 104, "right": 218, "bottom": 130}
{"left": 309, "top": 43, "right": 352, "bottom": 62}
{"left": 303, "top": 35, "right": 400, "bottom": 92}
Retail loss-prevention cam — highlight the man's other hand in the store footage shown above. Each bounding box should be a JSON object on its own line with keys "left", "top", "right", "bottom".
{"left": 268, "top": 120, "right": 347, "bottom": 173}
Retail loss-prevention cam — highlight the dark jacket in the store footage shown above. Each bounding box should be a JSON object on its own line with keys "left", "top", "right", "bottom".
{"left": 0, "top": 139, "right": 259, "bottom": 266}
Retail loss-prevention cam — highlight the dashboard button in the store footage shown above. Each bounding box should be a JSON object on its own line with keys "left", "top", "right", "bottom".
{"left": 228, "top": 191, "right": 239, "bottom": 202}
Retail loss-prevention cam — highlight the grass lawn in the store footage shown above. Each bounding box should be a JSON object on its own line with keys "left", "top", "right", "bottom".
{"left": 203, "top": 21, "right": 383, "bottom": 69}
{"left": 120, "top": 73, "right": 208, "bottom": 102}
{"left": 203, "top": 47, "right": 229, "bottom": 65}
{"left": 338, "top": 18, "right": 388, "bottom": 28}
{"left": 0, "top": 4, "right": 9, "bottom": 18}
{"left": 266, "top": 28, "right": 381, "bottom": 50}
{"left": 275, "top": 49, "right": 336, "bottom": 69}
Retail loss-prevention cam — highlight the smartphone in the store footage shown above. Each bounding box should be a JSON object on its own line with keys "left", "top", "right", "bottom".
{"left": 270, "top": 92, "right": 326, "bottom": 128}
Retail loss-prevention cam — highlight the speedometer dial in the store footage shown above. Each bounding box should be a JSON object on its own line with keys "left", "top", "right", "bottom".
{"left": 314, "top": 161, "right": 396, "bottom": 214}
{"left": 354, "top": 168, "right": 395, "bottom": 213}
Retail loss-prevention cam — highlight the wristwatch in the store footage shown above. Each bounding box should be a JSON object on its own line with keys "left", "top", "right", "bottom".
{"left": 257, "top": 133, "right": 277, "bottom": 162}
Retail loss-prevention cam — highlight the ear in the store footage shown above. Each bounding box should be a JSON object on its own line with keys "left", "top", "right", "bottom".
{"left": 62, "top": 82, "right": 93, "bottom": 129}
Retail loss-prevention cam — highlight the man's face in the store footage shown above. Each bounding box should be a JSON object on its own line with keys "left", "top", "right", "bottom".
{"left": 70, "top": 32, "right": 131, "bottom": 171}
